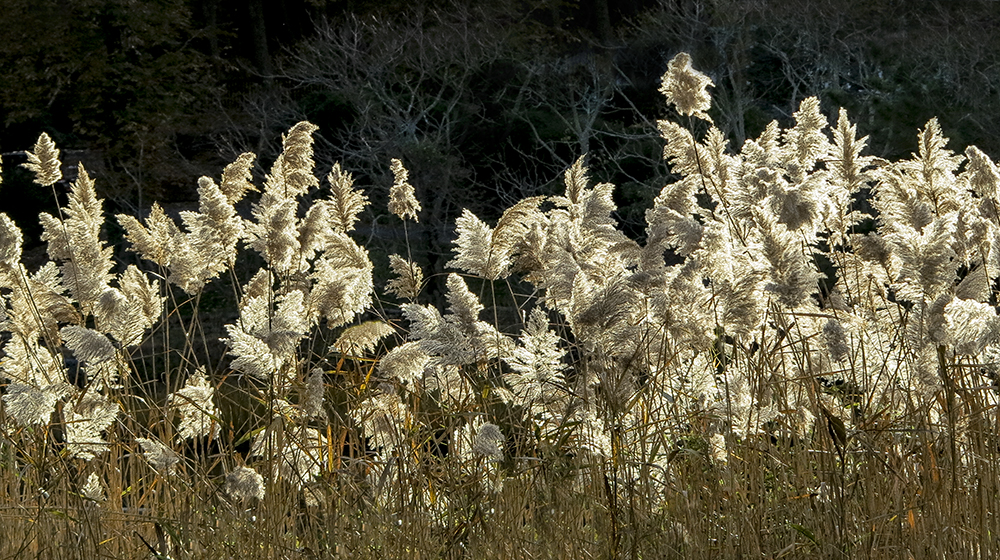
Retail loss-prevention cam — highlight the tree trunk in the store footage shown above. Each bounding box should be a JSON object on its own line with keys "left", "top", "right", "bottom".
{"left": 248, "top": 0, "right": 273, "bottom": 77}
{"left": 590, "top": 0, "right": 613, "bottom": 44}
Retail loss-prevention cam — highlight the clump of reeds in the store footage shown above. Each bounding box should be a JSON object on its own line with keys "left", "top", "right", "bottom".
{"left": 0, "top": 52, "right": 998, "bottom": 559}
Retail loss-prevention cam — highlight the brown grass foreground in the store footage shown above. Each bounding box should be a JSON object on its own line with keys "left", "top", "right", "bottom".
{"left": 1, "top": 53, "right": 998, "bottom": 559}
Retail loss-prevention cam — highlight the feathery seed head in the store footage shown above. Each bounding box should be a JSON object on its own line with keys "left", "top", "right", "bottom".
{"left": 117, "top": 203, "right": 180, "bottom": 268}
{"left": 964, "top": 145, "right": 1000, "bottom": 199}
{"left": 220, "top": 152, "right": 258, "bottom": 204}
{"left": 388, "top": 158, "right": 421, "bottom": 222}
{"left": 335, "top": 320, "right": 395, "bottom": 357}
{"left": 830, "top": 108, "right": 875, "bottom": 194}
{"left": 783, "top": 96, "right": 829, "bottom": 174}
{"left": 279, "top": 121, "right": 320, "bottom": 196}
{"left": 168, "top": 368, "right": 221, "bottom": 440}
{"left": 63, "top": 393, "right": 119, "bottom": 460}
{"left": 386, "top": 254, "right": 424, "bottom": 300}
{"left": 328, "top": 162, "right": 369, "bottom": 232}
{"left": 660, "top": 52, "right": 714, "bottom": 122}
{"left": 564, "top": 156, "right": 589, "bottom": 204}
{"left": 60, "top": 325, "right": 116, "bottom": 366}
{"left": 945, "top": 297, "right": 1000, "bottom": 355}
{"left": 472, "top": 422, "right": 504, "bottom": 460}
{"left": 377, "top": 341, "right": 431, "bottom": 385}
{"left": 80, "top": 472, "right": 104, "bottom": 503}
{"left": 23, "top": 132, "right": 62, "bottom": 186}
{"left": 0, "top": 213, "right": 23, "bottom": 268}
{"left": 135, "top": 437, "right": 182, "bottom": 476}
{"left": 226, "top": 466, "right": 266, "bottom": 501}
{"left": 2, "top": 382, "right": 74, "bottom": 427}
{"left": 445, "top": 273, "right": 483, "bottom": 326}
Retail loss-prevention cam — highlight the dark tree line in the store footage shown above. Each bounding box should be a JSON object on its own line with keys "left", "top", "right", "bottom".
{"left": 1, "top": 0, "right": 999, "bottom": 248}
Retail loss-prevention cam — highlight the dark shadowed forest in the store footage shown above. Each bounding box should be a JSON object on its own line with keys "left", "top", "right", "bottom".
{"left": 2, "top": 0, "right": 998, "bottom": 214}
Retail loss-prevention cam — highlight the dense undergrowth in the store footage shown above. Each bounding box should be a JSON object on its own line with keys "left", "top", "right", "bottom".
{"left": 1, "top": 53, "right": 999, "bottom": 559}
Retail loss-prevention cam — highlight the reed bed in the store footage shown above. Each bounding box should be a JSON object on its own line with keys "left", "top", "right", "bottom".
{"left": 0, "top": 53, "right": 997, "bottom": 559}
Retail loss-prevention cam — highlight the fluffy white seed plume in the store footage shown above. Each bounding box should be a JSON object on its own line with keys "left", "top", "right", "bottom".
{"left": 119, "top": 199, "right": 228, "bottom": 295}
{"left": 64, "top": 393, "right": 119, "bottom": 461}
{"left": 219, "top": 152, "right": 258, "bottom": 204}
{"left": 60, "top": 325, "right": 116, "bottom": 366}
{"left": 240, "top": 123, "right": 322, "bottom": 275}
{"left": 963, "top": 145, "right": 1000, "bottom": 199}
{"left": 22, "top": 132, "right": 61, "bottom": 186}
{"left": 39, "top": 164, "right": 115, "bottom": 310}
{"left": 887, "top": 216, "right": 957, "bottom": 304}
{"left": 301, "top": 229, "right": 373, "bottom": 327}
{"left": 945, "top": 297, "right": 1000, "bottom": 355}
{"left": 270, "top": 290, "right": 310, "bottom": 355}
{"left": 181, "top": 176, "right": 245, "bottom": 275}
{"left": 278, "top": 121, "right": 321, "bottom": 197}
{"left": 93, "top": 289, "right": 136, "bottom": 351}
{"left": 659, "top": 52, "right": 714, "bottom": 122}
{"left": 829, "top": 108, "right": 877, "bottom": 195}
{"left": 0, "top": 332, "right": 64, "bottom": 387}
{"left": 825, "top": 109, "right": 878, "bottom": 242}
{"left": 503, "top": 307, "right": 566, "bottom": 406}
{"left": 472, "top": 422, "right": 504, "bottom": 460}
{"left": 2, "top": 382, "right": 74, "bottom": 427}
{"left": 401, "top": 275, "right": 513, "bottom": 366}
{"left": 224, "top": 286, "right": 308, "bottom": 385}
{"left": 562, "top": 155, "right": 589, "bottom": 205}
{"left": 449, "top": 210, "right": 494, "bottom": 278}
{"left": 448, "top": 198, "right": 543, "bottom": 280}
{"left": 226, "top": 466, "right": 265, "bottom": 501}
{"left": 445, "top": 273, "right": 483, "bottom": 327}
{"left": 388, "top": 159, "right": 421, "bottom": 222}
{"left": 717, "top": 268, "right": 766, "bottom": 336}
{"left": 895, "top": 118, "right": 965, "bottom": 215}
{"left": 117, "top": 265, "right": 164, "bottom": 339}
{"left": 135, "top": 437, "right": 182, "bottom": 476}
{"left": 753, "top": 207, "right": 822, "bottom": 308}
{"left": 658, "top": 121, "right": 701, "bottom": 177}
{"left": 224, "top": 327, "right": 280, "bottom": 381}
{"left": 27, "top": 262, "right": 78, "bottom": 328}
{"left": 297, "top": 202, "right": 333, "bottom": 263}
{"left": 168, "top": 368, "right": 220, "bottom": 440}
{"left": 328, "top": 163, "right": 369, "bottom": 232}
{"left": 403, "top": 304, "right": 456, "bottom": 352}
{"left": 247, "top": 193, "right": 300, "bottom": 274}
{"left": 80, "top": 472, "right": 104, "bottom": 503}
{"left": 645, "top": 176, "right": 703, "bottom": 257}
{"left": 116, "top": 203, "right": 179, "bottom": 268}
{"left": 334, "top": 320, "right": 395, "bottom": 357}
{"left": 0, "top": 213, "right": 23, "bottom": 268}
{"left": 385, "top": 254, "right": 423, "bottom": 300}
{"left": 782, "top": 96, "right": 830, "bottom": 176}
{"left": 377, "top": 341, "right": 431, "bottom": 385}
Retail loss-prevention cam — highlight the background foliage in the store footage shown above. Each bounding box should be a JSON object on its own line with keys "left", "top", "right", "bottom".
{"left": 2, "top": 0, "right": 999, "bottom": 202}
